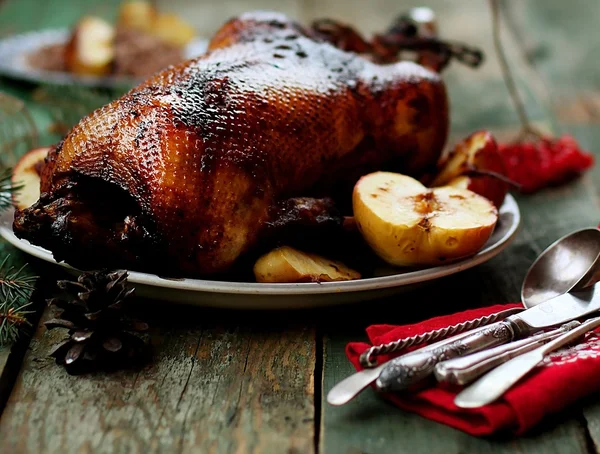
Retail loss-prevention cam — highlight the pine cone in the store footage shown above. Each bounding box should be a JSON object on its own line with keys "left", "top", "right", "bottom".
{"left": 45, "top": 269, "right": 149, "bottom": 374}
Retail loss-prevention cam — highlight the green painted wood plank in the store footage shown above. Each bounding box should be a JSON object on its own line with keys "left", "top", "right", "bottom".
{"left": 500, "top": 2, "right": 600, "bottom": 451}
{"left": 318, "top": 0, "right": 599, "bottom": 452}
{"left": 0, "top": 298, "right": 317, "bottom": 453}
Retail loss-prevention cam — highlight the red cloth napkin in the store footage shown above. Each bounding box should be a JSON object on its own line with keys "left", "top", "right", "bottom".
{"left": 346, "top": 303, "right": 600, "bottom": 436}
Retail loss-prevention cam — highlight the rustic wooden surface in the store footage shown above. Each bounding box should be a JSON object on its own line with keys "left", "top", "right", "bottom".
{"left": 0, "top": 302, "right": 317, "bottom": 453}
{"left": 0, "top": 0, "right": 598, "bottom": 453}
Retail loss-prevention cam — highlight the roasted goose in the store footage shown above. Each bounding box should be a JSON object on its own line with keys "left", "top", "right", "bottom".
{"left": 13, "top": 11, "right": 479, "bottom": 277}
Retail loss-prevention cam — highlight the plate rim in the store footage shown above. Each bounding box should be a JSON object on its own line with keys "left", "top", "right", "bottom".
{"left": 0, "top": 194, "right": 521, "bottom": 296}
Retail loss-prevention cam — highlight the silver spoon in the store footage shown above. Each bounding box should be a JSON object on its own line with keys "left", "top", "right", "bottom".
{"left": 521, "top": 227, "right": 600, "bottom": 307}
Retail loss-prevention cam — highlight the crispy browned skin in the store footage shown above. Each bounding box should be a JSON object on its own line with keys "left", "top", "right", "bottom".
{"left": 13, "top": 11, "right": 448, "bottom": 277}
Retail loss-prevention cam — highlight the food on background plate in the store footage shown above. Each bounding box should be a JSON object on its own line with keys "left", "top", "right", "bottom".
{"left": 117, "top": 0, "right": 195, "bottom": 45}
{"left": 253, "top": 246, "right": 360, "bottom": 283}
{"left": 151, "top": 12, "right": 197, "bottom": 47}
{"left": 117, "top": 0, "right": 157, "bottom": 33}
{"left": 11, "top": 147, "right": 51, "bottom": 211}
{"left": 27, "top": 1, "right": 196, "bottom": 79}
{"left": 64, "top": 16, "right": 116, "bottom": 77}
{"left": 353, "top": 172, "right": 498, "bottom": 266}
{"left": 428, "top": 130, "right": 509, "bottom": 209}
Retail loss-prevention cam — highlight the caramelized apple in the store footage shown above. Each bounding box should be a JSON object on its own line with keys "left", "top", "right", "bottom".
{"left": 430, "top": 130, "right": 509, "bottom": 208}
{"left": 11, "top": 147, "right": 51, "bottom": 210}
{"left": 64, "top": 16, "right": 115, "bottom": 76}
{"left": 353, "top": 172, "right": 498, "bottom": 266}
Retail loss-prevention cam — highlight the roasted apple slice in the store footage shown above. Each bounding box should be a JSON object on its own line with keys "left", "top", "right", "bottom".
{"left": 430, "top": 130, "right": 509, "bottom": 208}
{"left": 65, "top": 16, "right": 115, "bottom": 76}
{"left": 117, "top": 1, "right": 157, "bottom": 33}
{"left": 253, "top": 245, "right": 361, "bottom": 283}
{"left": 117, "top": 2, "right": 194, "bottom": 47}
{"left": 353, "top": 172, "right": 498, "bottom": 266}
{"left": 152, "top": 13, "right": 196, "bottom": 47}
{"left": 11, "top": 146, "right": 51, "bottom": 211}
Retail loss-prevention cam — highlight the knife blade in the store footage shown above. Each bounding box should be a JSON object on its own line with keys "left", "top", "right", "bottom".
{"left": 375, "top": 285, "right": 600, "bottom": 392}
{"left": 433, "top": 321, "right": 579, "bottom": 385}
{"left": 454, "top": 316, "right": 600, "bottom": 408}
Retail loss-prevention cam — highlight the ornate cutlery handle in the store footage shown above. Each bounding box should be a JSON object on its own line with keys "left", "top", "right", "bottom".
{"left": 454, "top": 316, "right": 600, "bottom": 409}
{"left": 434, "top": 321, "right": 580, "bottom": 385}
{"left": 375, "top": 319, "right": 518, "bottom": 391}
{"left": 359, "top": 307, "right": 523, "bottom": 368}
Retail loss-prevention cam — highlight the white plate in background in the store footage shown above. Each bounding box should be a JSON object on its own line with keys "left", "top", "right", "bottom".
{"left": 0, "top": 28, "right": 209, "bottom": 89}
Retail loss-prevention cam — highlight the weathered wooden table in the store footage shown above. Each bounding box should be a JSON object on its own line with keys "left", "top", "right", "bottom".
{"left": 0, "top": 0, "right": 599, "bottom": 452}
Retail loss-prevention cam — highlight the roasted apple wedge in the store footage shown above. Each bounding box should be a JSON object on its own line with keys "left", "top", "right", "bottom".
{"left": 253, "top": 245, "right": 361, "bottom": 283}
{"left": 117, "top": 1, "right": 157, "bottom": 33}
{"left": 11, "top": 146, "right": 51, "bottom": 211}
{"left": 117, "top": 2, "right": 194, "bottom": 47}
{"left": 65, "top": 16, "right": 116, "bottom": 76}
{"left": 353, "top": 172, "right": 498, "bottom": 267}
{"left": 430, "top": 130, "right": 509, "bottom": 208}
{"left": 152, "top": 13, "right": 196, "bottom": 47}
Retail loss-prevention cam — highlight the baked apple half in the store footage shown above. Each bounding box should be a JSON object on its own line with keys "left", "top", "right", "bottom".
{"left": 353, "top": 172, "right": 498, "bottom": 267}
{"left": 11, "top": 146, "right": 51, "bottom": 211}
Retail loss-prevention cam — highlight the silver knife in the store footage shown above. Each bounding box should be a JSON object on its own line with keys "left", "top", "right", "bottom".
{"left": 327, "top": 322, "right": 494, "bottom": 406}
{"left": 454, "top": 316, "right": 600, "bottom": 408}
{"left": 433, "top": 321, "right": 579, "bottom": 385}
{"left": 375, "top": 285, "right": 600, "bottom": 392}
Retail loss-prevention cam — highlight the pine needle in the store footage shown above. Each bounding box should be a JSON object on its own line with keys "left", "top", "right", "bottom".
{"left": 0, "top": 167, "right": 22, "bottom": 213}
{"left": 0, "top": 256, "right": 38, "bottom": 345}
{"left": 0, "top": 255, "right": 37, "bottom": 301}
{"left": 0, "top": 296, "right": 33, "bottom": 345}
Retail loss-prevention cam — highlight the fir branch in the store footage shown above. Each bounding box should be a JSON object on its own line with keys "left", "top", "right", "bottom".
{"left": 0, "top": 296, "right": 33, "bottom": 345}
{"left": 0, "top": 255, "right": 37, "bottom": 301}
{"left": 0, "top": 255, "right": 38, "bottom": 345}
{"left": 0, "top": 167, "right": 21, "bottom": 213}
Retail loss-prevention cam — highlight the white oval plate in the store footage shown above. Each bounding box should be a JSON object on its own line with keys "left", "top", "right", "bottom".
{"left": 0, "top": 28, "right": 209, "bottom": 89}
{"left": 0, "top": 195, "right": 520, "bottom": 309}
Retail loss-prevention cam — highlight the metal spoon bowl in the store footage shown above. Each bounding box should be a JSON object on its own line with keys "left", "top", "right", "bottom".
{"left": 521, "top": 227, "right": 600, "bottom": 307}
